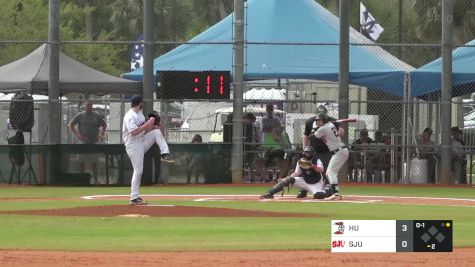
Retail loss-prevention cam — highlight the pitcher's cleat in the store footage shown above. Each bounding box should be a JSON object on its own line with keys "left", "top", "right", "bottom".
{"left": 130, "top": 197, "right": 149, "bottom": 205}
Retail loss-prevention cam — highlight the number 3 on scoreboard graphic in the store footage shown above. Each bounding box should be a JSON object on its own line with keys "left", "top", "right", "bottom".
{"left": 402, "top": 224, "right": 407, "bottom": 231}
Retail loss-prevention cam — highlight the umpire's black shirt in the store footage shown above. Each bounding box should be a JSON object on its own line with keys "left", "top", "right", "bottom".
{"left": 303, "top": 116, "right": 329, "bottom": 153}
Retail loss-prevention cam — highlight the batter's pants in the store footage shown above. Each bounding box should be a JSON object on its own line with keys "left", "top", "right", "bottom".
{"left": 326, "top": 148, "right": 349, "bottom": 185}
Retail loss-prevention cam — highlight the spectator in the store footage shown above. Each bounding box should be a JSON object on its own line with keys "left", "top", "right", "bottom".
{"left": 261, "top": 103, "right": 282, "bottom": 135}
{"left": 414, "top": 127, "right": 437, "bottom": 183}
{"left": 223, "top": 114, "right": 233, "bottom": 143}
{"left": 243, "top": 113, "right": 260, "bottom": 182}
{"left": 68, "top": 100, "right": 107, "bottom": 182}
{"left": 68, "top": 100, "right": 107, "bottom": 143}
{"left": 186, "top": 134, "right": 206, "bottom": 184}
{"left": 350, "top": 129, "right": 374, "bottom": 182}
{"left": 371, "top": 131, "right": 387, "bottom": 183}
{"left": 374, "top": 131, "right": 392, "bottom": 183}
{"left": 254, "top": 104, "right": 287, "bottom": 182}
{"left": 255, "top": 125, "right": 291, "bottom": 182}
{"left": 451, "top": 127, "right": 467, "bottom": 184}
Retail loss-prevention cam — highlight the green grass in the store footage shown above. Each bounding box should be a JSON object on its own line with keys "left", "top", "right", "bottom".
{"left": 1, "top": 184, "right": 474, "bottom": 198}
{"left": 0, "top": 185, "right": 473, "bottom": 251}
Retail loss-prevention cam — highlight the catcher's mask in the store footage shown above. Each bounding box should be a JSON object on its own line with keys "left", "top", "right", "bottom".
{"left": 315, "top": 105, "right": 328, "bottom": 114}
{"left": 303, "top": 146, "right": 315, "bottom": 160}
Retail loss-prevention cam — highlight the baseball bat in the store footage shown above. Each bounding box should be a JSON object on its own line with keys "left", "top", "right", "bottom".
{"left": 334, "top": 118, "right": 356, "bottom": 123}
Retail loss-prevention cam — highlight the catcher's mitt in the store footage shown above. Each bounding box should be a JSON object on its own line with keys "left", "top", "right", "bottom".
{"left": 298, "top": 158, "right": 313, "bottom": 170}
{"left": 147, "top": 112, "right": 161, "bottom": 126}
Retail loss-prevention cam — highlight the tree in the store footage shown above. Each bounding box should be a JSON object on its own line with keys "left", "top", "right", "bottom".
{"left": 0, "top": 0, "right": 48, "bottom": 65}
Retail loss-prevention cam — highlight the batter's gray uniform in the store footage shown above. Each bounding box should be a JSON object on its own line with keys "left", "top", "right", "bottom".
{"left": 123, "top": 109, "right": 170, "bottom": 200}
{"left": 314, "top": 122, "right": 349, "bottom": 185}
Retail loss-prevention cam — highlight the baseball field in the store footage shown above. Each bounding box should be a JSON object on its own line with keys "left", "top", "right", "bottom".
{"left": 0, "top": 183, "right": 474, "bottom": 267}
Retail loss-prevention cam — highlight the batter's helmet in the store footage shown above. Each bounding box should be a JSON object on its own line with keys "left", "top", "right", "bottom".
{"left": 317, "top": 112, "right": 329, "bottom": 122}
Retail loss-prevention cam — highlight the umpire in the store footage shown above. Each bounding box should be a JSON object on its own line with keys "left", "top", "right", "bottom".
{"left": 299, "top": 105, "right": 333, "bottom": 198}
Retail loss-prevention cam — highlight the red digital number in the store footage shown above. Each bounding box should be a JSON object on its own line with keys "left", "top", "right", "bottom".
{"left": 206, "top": 75, "right": 211, "bottom": 94}
{"left": 220, "top": 75, "right": 224, "bottom": 95}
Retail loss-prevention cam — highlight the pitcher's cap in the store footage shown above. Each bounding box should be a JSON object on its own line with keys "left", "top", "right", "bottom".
{"left": 131, "top": 95, "right": 143, "bottom": 105}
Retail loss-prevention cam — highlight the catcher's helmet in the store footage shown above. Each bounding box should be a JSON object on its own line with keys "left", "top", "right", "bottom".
{"left": 303, "top": 146, "right": 315, "bottom": 159}
{"left": 316, "top": 105, "right": 328, "bottom": 114}
{"left": 303, "top": 146, "right": 315, "bottom": 153}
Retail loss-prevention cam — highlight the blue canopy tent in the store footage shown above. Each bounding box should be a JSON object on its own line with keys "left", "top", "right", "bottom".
{"left": 123, "top": 0, "right": 413, "bottom": 96}
{"left": 410, "top": 39, "right": 475, "bottom": 98}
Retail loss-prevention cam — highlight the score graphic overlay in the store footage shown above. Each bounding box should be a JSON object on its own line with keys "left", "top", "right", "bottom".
{"left": 158, "top": 70, "right": 231, "bottom": 100}
{"left": 331, "top": 220, "right": 452, "bottom": 253}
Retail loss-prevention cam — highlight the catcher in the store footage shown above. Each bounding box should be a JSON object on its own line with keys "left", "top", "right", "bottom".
{"left": 260, "top": 146, "right": 330, "bottom": 199}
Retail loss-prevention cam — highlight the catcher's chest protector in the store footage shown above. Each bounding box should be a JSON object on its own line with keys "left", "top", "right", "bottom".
{"left": 302, "top": 168, "right": 322, "bottom": 184}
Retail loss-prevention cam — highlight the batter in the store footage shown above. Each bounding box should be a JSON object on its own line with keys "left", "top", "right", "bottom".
{"left": 314, "top": 113, "right": 348, "bottom": 200}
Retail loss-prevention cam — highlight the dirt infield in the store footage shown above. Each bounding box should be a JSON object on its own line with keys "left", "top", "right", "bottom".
{"left": 1, "top": 249, "right": 474, "bottom": 267}
{"left": 0, "top": 205, "right": 321, "bottom": 218}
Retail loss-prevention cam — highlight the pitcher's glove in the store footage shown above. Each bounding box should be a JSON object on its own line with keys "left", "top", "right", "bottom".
{"left": 298, "top": 158, "right": 313, "bottom": 170}
{"left": 147, "top": 112, "right": 161, "bottom": 126}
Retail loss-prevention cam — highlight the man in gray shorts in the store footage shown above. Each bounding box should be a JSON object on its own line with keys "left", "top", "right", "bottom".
{"left": 68, "top": 100, "right": 107, "bottom": 182}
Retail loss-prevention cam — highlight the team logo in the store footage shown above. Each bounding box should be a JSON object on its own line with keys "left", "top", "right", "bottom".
{"left": 334, "top": 222, "right": 345, "bottom": 235}
{"left": 332, "top": 240, "right": 345, "bottom": 248}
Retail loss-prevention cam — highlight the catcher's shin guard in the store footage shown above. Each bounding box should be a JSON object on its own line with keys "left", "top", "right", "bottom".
{"left": 296, "top": 190, "right": 308, "bottom": 198}
{"left": 268, "top": 177, "right": 295, "bottom": 195}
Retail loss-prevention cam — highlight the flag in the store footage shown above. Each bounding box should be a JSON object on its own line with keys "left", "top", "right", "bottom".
{"left": 360, "top": 2, "right": 384, "bottom": 41}
{"left": 130, "top": 34, "right": 144, "bottom": 70}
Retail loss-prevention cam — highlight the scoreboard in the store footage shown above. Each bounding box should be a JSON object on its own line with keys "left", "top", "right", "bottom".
{"left": 331, "top": 220, "right": 452, "bottom": 253}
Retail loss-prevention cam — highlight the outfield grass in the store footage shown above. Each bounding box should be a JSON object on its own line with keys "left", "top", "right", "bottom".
{"left": 0, "top": 185, "right": 473, "bottom": 251}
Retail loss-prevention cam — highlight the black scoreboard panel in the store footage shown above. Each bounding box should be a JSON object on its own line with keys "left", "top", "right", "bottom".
{"left": 331, "top": 220, "right": 453, "bottom": 253}
{"left": 158, "top": 70, "right": 231, "bottom": 100}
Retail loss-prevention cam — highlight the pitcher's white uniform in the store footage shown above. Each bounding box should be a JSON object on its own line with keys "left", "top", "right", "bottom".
{"left": 123, "top": 109, "right": 169, "bottom": 200}
{"left": 314, "top": 122, "right": 349, "bottom": 184}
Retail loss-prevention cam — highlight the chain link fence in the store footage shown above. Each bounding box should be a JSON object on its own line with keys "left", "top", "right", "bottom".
{"left": 0, "top": 0, "right": 474, "bottom": 184}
